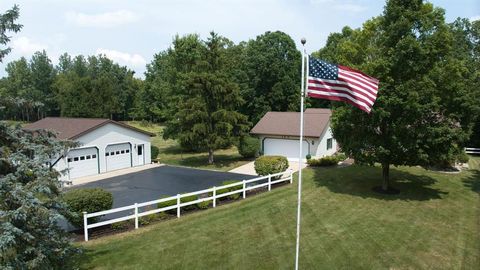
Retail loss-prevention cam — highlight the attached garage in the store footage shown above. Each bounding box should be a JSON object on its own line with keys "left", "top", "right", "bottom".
{"left": 67, "top": 147, "right": 99, "bottom": 179}
{"left": 263, "top": 138, "right": 309, "bottom": 160}
{"left": 105, "top": 143, "right": 132, "bottom": 172}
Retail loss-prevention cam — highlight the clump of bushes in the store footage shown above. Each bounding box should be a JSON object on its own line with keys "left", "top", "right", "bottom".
{"left": 63, "top": 188, "right": 113, "bottom": 227}
{"left": 157, "top": 197, "right": 177, "bottom": 214}
{"left": 456, "top": 151, "right": 469, "bottom": 164}
{"left": 334, "top": 152, "right": 347, "bottom": 162}
{"left": 238, "top": 136, "right": 260, "bottom": 158}
{"left": 216, "top": 180, "right": 242, "bottom": 200}
{"left": 180, "top": 194, "right": 198, "bottom": 210}
{"left": 151, "top": 145, "right": 160, "bottom": 160}
{"left": 111, "top": 220, "right": 130, "bottom": 230}
{"left": 254, "top": 155, "right": 289, "bottom": 176}
{"left": 197, "top": 199, "right": 213, "bottom": 209}
{"left": 307, "top": 156, "right": 339, "bottom": 167}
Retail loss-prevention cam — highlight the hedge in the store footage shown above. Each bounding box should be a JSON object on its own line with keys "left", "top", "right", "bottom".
{"left": 151, "top": 145, "right": 160, "bottom": 160}
{"left": 216, "top": 180, "right": 242, "bottom": 200}
{"left": 157, "top": 197, "right": 177, "bottom": 214}
{"left": 238, "top": 136, "right": 260, "bottom": 158}
{"left": 63, "top": 188, "right": 113, "bottom": 227}
{"left": 254, "top": 155, "right": 289, "bottom": 176}
{"left": 307, "top": 156, "right": 339, "bottom": 167}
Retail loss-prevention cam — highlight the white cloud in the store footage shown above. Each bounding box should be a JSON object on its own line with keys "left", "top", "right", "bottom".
{"left": 96, "top": 48, "right": 146, "bottom": 67}
{"left": 65, "top": 10, "right": 139, "bottom": 28}
{"left": 470, "top": 15, "right": 480, "bottom": 22}
{"left": 12, "top": 37, "right": 48, "bottom": 55}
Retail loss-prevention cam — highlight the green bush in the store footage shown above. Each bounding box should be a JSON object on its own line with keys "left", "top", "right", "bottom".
{"left": 334, "top": 153, "right": 347, "bottom": 162}
{"left": 306, "top": 154, "right": 312, "bottom": 160}
{"left": 307, "top": 156, "right": 338, "bottom": 167}
{"left": 111, "top": 221, "right": 130, "bottom": 230}
{"left": 254, "top": 155, "right": 289, "bottom": 176}
{"left": 151, "top": 145, "right": 160, "bottom": 159}
{"left": 63, "top": 188, "right": 113, "bottom": 227}
{"left": 157, "top": 197, "right": 177, "bottom": 215}
{"left": 216, "top": 180, "right": 242, "bottom": 200}
{"left": 456, "top": 151, "right": 469, "bottom": 164}
{"left": 197, "top": 199, "right": 213, "bottom": 209}
{"left": 180, "top": 194, "right": 198, "bottom": 210}
{"left": 238, "top": 136, "right": 260, "bottom": 158}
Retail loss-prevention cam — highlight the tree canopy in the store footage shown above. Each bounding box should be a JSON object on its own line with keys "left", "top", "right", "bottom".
{"left": 315, "top": 0, "right": 480, "bottom": 190}
{"left": 0, "top": 5, "right": 22, "bottom": 62}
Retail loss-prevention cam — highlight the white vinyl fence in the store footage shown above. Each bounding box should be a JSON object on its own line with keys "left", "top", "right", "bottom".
{"left": 465, "top": 148, "right": 480, "bottom": 155}
{"left": 83, "top": 169, "right": 293, "bottom": 241}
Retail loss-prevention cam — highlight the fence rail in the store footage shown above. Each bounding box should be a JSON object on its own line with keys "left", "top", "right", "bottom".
{"left": 83, "top": 169, "right": 293, "bottom": 241}
{"left": 465, "top": 148, "right": 480, "bottom": 154}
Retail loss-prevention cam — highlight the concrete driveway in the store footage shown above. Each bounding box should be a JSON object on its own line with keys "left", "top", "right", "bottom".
{"left": 70, "top": 165, "right": 255, "bottom": 208}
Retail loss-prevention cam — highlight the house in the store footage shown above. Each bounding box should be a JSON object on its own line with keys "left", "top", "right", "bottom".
{"left": 250, "top": 108, "right": 337, "bottom": 161}
{"left": 24, "top": 117, "right": 155, "bottom": 183}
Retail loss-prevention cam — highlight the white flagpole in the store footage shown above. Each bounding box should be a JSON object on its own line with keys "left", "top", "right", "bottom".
{"left": 295, "top": 38, "right": 307, "bottom": 270}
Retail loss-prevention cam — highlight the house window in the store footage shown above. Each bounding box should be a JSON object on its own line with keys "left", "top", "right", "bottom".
{"left": 327, "top": 138, "right": 333, "bottom": 150}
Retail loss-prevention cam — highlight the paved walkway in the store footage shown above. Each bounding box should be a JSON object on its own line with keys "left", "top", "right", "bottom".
{"left": 70, "top": 163, "right": 163, "bottom": 186}
{"left": 229, "top": 161, "right": 307, "bottom": 175}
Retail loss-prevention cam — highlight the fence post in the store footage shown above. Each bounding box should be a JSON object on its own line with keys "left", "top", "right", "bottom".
{"left": 83, "top": 212, "right": 88, "bottom": 242}
{"left": 268, "top": 174, "right": 272, "bottom": 191}
{"left": 213, "top": 186, "right": 216, "bottom": 208}
{"left": 242, "top": 180, "right": 246, "bottom": 199}
{"left": 134, "top": 203, "right": 139, "bottom": 229}
{"left": 177, "top": 194, "right": 181, "bottom": 218}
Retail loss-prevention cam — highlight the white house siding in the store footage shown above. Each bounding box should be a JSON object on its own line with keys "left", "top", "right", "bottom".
{"left": 257, "top": 125, "right": 337, "bottom": 161}
{"left": 54, "top": 123, "right": 151, "bottom": 183}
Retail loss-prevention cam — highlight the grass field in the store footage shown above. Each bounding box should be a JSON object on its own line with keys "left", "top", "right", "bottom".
{"left": 124, "top": 121, "right": 251, "bottom": 171}
{"left": 79, "top": 156, "right": 480, "bottom": 269}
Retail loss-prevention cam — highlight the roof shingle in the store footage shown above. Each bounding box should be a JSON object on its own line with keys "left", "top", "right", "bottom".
{"left": 250, "top": 109, "right": 331, "bottom": 138}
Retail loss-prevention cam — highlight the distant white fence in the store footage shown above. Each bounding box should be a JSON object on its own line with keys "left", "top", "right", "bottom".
{"left": 83, "top": 169, "right": 293, "bottom": 241}
{"left": 465, "top": 148, "right": 480, "bottom": 155}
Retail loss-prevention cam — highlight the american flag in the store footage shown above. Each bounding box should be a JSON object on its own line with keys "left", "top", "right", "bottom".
{"left": 307, "top": 57, "right": 379, "bottom": 113}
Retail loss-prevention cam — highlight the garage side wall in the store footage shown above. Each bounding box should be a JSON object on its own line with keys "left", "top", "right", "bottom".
{"left": 76, "top": 123, "right": 151, "bottom": 173}
{"left": 315, "top": 126, "right": 337, "bottom": 157}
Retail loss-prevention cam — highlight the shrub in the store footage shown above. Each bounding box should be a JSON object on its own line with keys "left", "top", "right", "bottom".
{"left": 238, "top": 136, "right": 260, "bottom": 158}
{"left": 306, "top": 154, "right": 312, "bottom": 160}
{"left": 180, "top": 194, "right": 198, "bottom": 210}
{"left": 334, "top": 153, "right": 347, "bottom": 162}
{"left": 111, "top": 221, "right": 130, "bottom": 230}
{"left": 157, "top": 197, "right": 177, "bottom": 215}
{"left": 197, "top": 199, "right": 213, "bottom": 209}
{"left": 307, "top": 156, "right": 338, "bottom": 167}
{"left": 151, "top": 145, "right": 160, "bottom": 159}
{"left": 456, "top": 151, "right": 469, "bottom": 164}
{"left": 63, "top": 188, "right": 113, "bottom": 227}
{"left": 216, "top": 180, "right": 242, "bottom": 200}
{"left": 254, "top": 155, "right": 289, "bottom": 176}
{"left": 139, "top": 214, "right": 158, "bottom": 226}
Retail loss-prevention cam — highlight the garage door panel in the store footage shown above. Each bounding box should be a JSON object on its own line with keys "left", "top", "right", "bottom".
{"left": 67, "top": 147, "right": 99, "bottom": 179}
{"left": 106, "top": 143, "right": 132, "bottom": 171}
{"left": 264, "top": 138, "right": 308, "bottom": 160}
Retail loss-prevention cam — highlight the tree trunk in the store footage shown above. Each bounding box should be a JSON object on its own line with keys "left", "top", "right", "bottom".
{"left": 208, "top": 149, "right": 214, "bottom": 164}
{"left": 382, "top": 162, "right": 390, "bottom": 191}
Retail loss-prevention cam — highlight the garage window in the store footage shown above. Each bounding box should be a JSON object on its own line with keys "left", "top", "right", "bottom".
{"left": 121, "top": 150, "right": 125, "bottom": 154}
{"left": 86, "top": 155, "right": 91, "bottom": 159}
{"left": 67, "top": 158, "right": 72, "bottom": 162}
{"left": 327, "top": 138, "right": 333, "bottom": 150}
{"left": 74, "top": 157, "right": 79, "bottom": 161}
{"left": 106, "top": 152, "right": 109, "bottom": 156}
{"left": 126, "top": 149, "right": 130, "bottom": 153}
{"left": 110, "top": 152, "right": 114, "bottom": 156}
{"left": 92, "top": 154, "right": 97, "bottom": 159}
{"left": 80, "top": 156, "right": 85, "bottom": 160}
{"left": 116, "top": 151, "right": 120, "bottom": 155}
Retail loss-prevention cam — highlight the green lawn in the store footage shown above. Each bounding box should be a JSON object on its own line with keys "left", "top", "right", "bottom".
{"left": 123, "top": 121, "right": 252, "bottom": 171}
{"left": 79, "top": 157, "right": 480, "bottom": 269}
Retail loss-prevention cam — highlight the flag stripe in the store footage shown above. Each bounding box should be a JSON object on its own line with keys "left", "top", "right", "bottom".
{"left": 308, "top": 79, "right": 377, "bottom": 101}
{"left": 308, "top": 90, "right": 371, "bottom": 111}
{"left": 307, "top": 82, "right": 375, "bottom": 105}
{"left": 307, "top": 57, "right": 379, "bottom": 113}
{"left": 338, "top": 69, "right": 379, "bottom": 91}
{"left": 307, "top": 91, "right": 371, "bottom": 113}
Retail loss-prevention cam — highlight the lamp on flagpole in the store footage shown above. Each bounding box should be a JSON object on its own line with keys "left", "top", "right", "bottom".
{"left": 295, "top": 37, "right": 306, "bottom": 270}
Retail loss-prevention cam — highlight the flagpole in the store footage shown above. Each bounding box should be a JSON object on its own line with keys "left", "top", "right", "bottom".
{"left": 295, "top": 38, "right": 306, "bottom": 270}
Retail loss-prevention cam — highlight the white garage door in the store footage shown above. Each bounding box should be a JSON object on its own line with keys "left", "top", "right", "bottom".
{"left": 263, "top": 138, "right": 309, "bottom": 161}
{"left": 67, "top": 147, "right": 99, "bottom": 179}
{"left": 105, "top": 143, "right": 132, "bottom": 172}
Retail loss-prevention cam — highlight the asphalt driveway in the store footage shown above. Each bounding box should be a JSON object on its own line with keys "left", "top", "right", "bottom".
{"left": 70, "top": 165, "right": 256, "bottom": 208}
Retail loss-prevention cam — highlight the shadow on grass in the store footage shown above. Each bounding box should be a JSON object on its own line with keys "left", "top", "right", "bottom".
{"left": 462, "top": 169, "right": 480, "bottom": 194}
{"left": 312, "top": 165, "right": 448, "bottom": 201}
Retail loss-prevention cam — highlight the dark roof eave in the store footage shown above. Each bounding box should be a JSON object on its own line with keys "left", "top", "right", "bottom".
{"left": 250, "top": 131, "right": 321, "bottom": 138}
{"left": 69, "top": 120, "right": 156, "bottom": 140}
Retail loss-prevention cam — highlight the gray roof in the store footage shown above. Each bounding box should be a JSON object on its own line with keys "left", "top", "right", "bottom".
{"left": 24, "top": 117, "right": 155, "bottom": 140}
{"left": 250, "top": 108, "right": 331, "bottom": 138}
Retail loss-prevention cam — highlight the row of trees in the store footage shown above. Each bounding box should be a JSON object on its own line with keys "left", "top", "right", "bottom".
{"left": 0, "top": 51, "right": 140, "bottom": 121}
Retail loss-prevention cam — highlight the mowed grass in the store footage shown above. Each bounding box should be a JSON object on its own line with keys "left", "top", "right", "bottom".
{"left": 79, "top": 157, "right": 480, "bottom": 269}
{"left": 123, "top": 121, "right": 251, "bottom": 171}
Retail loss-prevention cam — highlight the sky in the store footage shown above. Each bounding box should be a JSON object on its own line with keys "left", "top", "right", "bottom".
{"left": 1, "top": 0, "right": 479, "bottom": 78}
